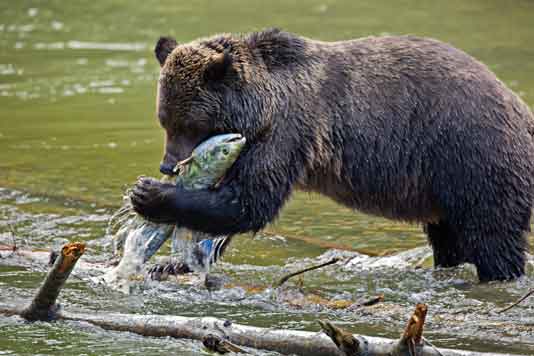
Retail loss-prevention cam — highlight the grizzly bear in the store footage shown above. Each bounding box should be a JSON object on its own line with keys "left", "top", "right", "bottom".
{"left": 131, "top": 28, "right": 534, "bottom": 282}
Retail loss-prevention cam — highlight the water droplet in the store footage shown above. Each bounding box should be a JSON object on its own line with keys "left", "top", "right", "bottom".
{"left": 28, "top": 8, "right": 38, "bottom": 17}
{"left": 98, "top": 87, "right": 123, "bottom": 94}
{"left": 51, "top": 21, "right": 64, "bottom": 31}
{"left": 0, "top": 64, "right": 16, "bottom": 75}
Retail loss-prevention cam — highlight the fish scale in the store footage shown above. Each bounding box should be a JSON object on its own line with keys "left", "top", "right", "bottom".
{"left": 104, "top": 133, "right": 246, "bottom": 290}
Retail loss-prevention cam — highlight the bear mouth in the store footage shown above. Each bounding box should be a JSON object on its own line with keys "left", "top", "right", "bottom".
{"left": 227, "top": 135, "right": 243, "bottom": 142}
{"left": 220, "top": 133, "right": 244, "bottom": 143}
{"left": 202, "top": 132, "right": 244, "bottom": 145}
{"left": 170, "top": 133, "right": 244, "bottom": 174}
{"left": 162, "top": 132, "right": 245, "bottom": 175}
{"left": 192, "top": 133, "right": 245, "bottom": 152}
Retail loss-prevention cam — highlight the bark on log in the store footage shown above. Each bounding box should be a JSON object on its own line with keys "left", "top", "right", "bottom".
{"left": 318, "top": 320, "right": 360, "bottom": 356}
{"left": 497, "top": 289, "right": 534, "bottom": 313}
{"left": 274, "top": 257, "right": 340, "bottom": 288}
{"left": 202, "top": 334, "right": 248, "bottom": 354}
{"left": 0, "top": 305, "right": 519, "bottom": 356}
{"left": 396, "top": 303, "right": 428, "bottom": 356}
{"left": 20, "top": 242, "right": 85, "bottom": 321}
{"left": 0, "top": 246, "right": 524, "bottom": 356}
{"left": 320, "top": 303, "right": 435, "bottom": 356}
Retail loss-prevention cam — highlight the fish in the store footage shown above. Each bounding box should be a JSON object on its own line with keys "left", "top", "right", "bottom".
{"left": 102, "top": 133, "right": 245, "bottom": 291}
{"left": 148, "top": 132, "right": 246, "bottom": 266}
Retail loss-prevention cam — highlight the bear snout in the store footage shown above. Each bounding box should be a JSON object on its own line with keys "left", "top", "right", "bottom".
{"left": 159, "top": 162, "right": 175, "bottom": 175}
{"left": 161, "top": 131, "right": 210, "bottom": 172}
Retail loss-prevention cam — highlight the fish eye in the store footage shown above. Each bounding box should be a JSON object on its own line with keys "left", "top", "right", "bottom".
{"left": 222, "top": 148, "right": 229, "bottom": 155}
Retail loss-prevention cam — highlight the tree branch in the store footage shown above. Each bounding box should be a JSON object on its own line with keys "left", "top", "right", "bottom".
{"left": 20, "top": 242, "right": 85, "bottom": 321}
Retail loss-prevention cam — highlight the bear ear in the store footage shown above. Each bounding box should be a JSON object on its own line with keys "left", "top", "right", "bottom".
{"left": 155, "top": 37, "right": 178, "bottom": 66}
{"left": 204, "top": 50, "right": 233, "bottom": 82}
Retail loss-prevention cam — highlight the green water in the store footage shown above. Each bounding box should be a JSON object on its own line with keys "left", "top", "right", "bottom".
{"left": 1, "top": 1, "right": 534, "bottom": 355}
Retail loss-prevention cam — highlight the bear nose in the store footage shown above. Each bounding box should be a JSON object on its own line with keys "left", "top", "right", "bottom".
{"left": 159, "top": 162, "right": 175, "bottom": 175}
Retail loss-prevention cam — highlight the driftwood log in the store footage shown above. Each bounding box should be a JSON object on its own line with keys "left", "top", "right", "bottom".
{"left": 275, "top": 257, "right": 340, "bottom": 288}
{"left": 1, "top": 307, "right": 516, "bottom": 356}
{"left": 21, "top": 242, "right": 85, "bottom": 320}
{"left": 319, "top": 303, "right": 435, "bottom": 356}
{"left": 1, "top": 242, "right": 85, "bottom": 320}
{"left": 0, "top": 244, "right": 524, "bottom": 356}
{"left": 497, "top": 289, "right": 534, "bottom": 313}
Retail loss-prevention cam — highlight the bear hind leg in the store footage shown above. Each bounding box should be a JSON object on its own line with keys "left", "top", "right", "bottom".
{"left": 430, "top": 212, "right": 529, "bottom": 282}
{"left": 462, "top": 203, "right": 530, "bottom": 282}
{"left": 468, "top": 228, "right": 527, "bottom": 282}
{"left": 427, "top": 219, "right": 528, "bottom": 281}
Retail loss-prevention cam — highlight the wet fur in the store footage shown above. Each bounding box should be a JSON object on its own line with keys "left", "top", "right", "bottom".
{"left": 132, "top": 29, "right": 534, "bottom": 282}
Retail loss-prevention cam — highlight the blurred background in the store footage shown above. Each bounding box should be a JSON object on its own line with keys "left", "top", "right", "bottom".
{"left": 1, "top": 1, "right": 533, "bottom": 355}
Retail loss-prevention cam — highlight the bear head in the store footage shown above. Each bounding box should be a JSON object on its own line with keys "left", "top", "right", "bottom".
{"left": 153, "top": 29, "right": 306, "bottom": 174}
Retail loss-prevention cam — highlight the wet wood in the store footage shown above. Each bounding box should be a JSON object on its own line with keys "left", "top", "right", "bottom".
{"left": 202, "top": 333, "right": 248, "bottom": 354}
{"left": 0, "top": 299, "right": 514, "bottom": 356}
{"left": 274, "top": 257, "right": 340, "bottom": 288}
{"left": 0, "top": 244, "right": 17, "bottom": 252}
{"left": 35, "top": 310, "right": 524, "bottom": 356}
{"left": 0, "top": 246, "right": 109, "bottom": 274}
{"left": 497, "top": 289, "right": 534, "bottom": 313}
{"left": 319, "top": 303, "right": 496, "bottom": 356}
{"left": 397, "top": 303, "right": 428, "bottom": 356}
{"left": 0, "top": 246, "right": 524, "bottom": 356}
{"left": 353, "top": 294, "right": 385, "bottom": 308}
{"left": 318, "top": 320, "right": 360, "bottom": 356}
{"left": 20, "top": 242, "right": 85, "bottom": 321}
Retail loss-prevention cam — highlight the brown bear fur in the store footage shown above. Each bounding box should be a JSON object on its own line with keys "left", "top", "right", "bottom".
{"left": 131, "top": 29, "right": 534, "bottom": 282}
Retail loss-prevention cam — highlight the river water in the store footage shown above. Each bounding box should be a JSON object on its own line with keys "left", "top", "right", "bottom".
{"left": 1, "top": 1, "right": 534, "bottom": 355}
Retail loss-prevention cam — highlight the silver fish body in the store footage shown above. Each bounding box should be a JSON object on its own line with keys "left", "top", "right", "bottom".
{"left": 110, "top": 133, "right": 245, "bottom": 268}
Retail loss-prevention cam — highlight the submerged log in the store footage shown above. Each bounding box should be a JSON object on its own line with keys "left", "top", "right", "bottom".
{"left": 320, "top": 304, "right": 436, "bottom": 356}
{"left": 497, "top": 289, "right": 534, "bottom": 313}
{"left": 274, "top": 257, "right": 340, "bottom": 288}
{"left": 21, "top": 242, "right": 85, "bottom": 321}
{"left": 0, "top": 304, "right": 518, "bottom": 356}
{"left": 202, "top": 334, "right": 248, "bottom": 354}
{"left": 0, "top": 242, "right": 85, "bottom": 320}
{"left": 317, "top": 320, "right": 360, "bottom": 356}
{"left": 0, "top": 245, "right": 524, "bottom": 356}
{"left": 397, "top": 303, "right": 427, "bottom": 356}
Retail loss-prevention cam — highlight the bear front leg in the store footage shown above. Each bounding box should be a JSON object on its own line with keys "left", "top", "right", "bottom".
{"left": 130, "top": 177, "right": 179, "bottom": 223}
{"left": 132, "top": 135, "right": 300, "bottom": 236}
{"left": 131, "top": 176, "right": 246, "bottom": 235}
{"left": 425, "top": 221, "right": 468, "bottom": 268}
